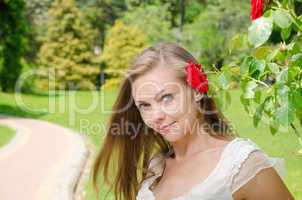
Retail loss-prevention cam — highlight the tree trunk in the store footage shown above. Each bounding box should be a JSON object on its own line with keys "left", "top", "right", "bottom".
{"left": 179, "top": 0, "right": 185, "bottom": 33}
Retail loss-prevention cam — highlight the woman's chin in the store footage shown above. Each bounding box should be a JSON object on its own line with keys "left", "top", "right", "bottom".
{"left": 159, "top": 131, "right": 183, "bottom": 142}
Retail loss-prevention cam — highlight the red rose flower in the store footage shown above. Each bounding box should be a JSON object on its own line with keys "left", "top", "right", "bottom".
{"left": 185, "top": 60, "right": 208, "bottom": 94}
{"left": 251, "top": 0, "right": 263, "bottom": 20}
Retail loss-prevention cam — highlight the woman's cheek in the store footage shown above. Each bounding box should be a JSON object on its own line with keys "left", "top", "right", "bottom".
{"left": 140, "top": 114, "right": 153, "bottom": 128}
{"left": 163, "top": 104, "right": 177, "bottom": 115}
{"left": 164, "top": 99, "right": 184, "bottom": 115}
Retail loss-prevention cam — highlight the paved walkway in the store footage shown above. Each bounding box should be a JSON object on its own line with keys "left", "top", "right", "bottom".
{"left": 0, "top": 116, "right": 91, "bottom": 200}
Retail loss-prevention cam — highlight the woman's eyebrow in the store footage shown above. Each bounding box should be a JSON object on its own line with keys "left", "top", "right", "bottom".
{"left": 154, "top": 88, "right": 165, "bottom": 99}
{"left": 136, "top": 88, "right": 165, "bottom": 103}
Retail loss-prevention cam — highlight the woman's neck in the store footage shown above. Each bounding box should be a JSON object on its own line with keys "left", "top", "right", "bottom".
{"left": 168, "top": 126, "right": 232, "bottom": 163}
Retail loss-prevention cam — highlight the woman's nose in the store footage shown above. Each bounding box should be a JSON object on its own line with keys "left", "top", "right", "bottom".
{"left": 152, "top": 108, "right": 166, "bottom": 124}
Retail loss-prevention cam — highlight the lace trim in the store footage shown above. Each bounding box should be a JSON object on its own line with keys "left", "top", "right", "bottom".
{"left": 231, "top": 162, "right": 273, "bottom": 194}
{"left": 230, "top": 140, "right": 258, "bottom": 182}
{"left": 229, "top": 139, "right": 273, "bottom": 193}
{"left": 137, "top": 138, "right": 240, "bottom": 200}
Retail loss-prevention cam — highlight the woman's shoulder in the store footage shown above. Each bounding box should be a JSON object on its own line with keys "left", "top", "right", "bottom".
{"left": 228, "top": 137, "right": 266, "bottom": 155}
{"left": 230, "top": 136, "right": 260, "bottom": 147}
{"left": 225, "top": 138, "right": 290, "bottom": 198}
{"left": 226, "top": 137, "right": 271, "bottom": 167}
{"left": 223, "top": 137, "right": 278, "bottom": 192}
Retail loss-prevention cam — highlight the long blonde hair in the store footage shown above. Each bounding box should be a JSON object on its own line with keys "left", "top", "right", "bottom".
{"left": 92, "top": 42, "right": 236, "bottom": 200}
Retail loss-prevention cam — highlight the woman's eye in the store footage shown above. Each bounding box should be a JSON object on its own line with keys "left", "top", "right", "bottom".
{"left": 138, "top": 103, "right": 149, "bottom": 110}
{"left": 162, "top": 94, "right": 173, "bottom": 103}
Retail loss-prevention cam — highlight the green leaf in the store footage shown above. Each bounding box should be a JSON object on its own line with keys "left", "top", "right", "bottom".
{"left": 253, "top": 102, "right": 265, "bottom": 127}
{"left": 253, "top": 59, "right": 266, "bottom": 73}
{"left": 289, "top": 53, "right": 302, "bottom": 67}
{"left": 292, "top": 89, "right": 302, "bottom": 109}
{"left": 286, "top": 42, "right": 300, "bottom": 54}
{"left": 249, "top": 59, "right": 265, "bottom": 80}
{"left": 263, "top": 9, "right": 273, "bottom": 18}
{"left": 276, "top": 69, "right": 288, "bottom": 84}
{"left": 277, "top": 85, "right": 290, "bottom": 102}
{"left": 254, "top": 89, "right": 262, "bottom": 104}
{"left": 218, "top": 71, "right": 232, "bottom": 90}
{"left": 288, "top": 66, "right": 300, "bottom": 82}
{"left": 248, "top": 17, "right": 273, "bottom": 48}
{"left": 252, "top": 46, "right": 272, "bottom": 60}
{"left": 249, "top": 61, "right": 258, "bottom": 75}
{"left": 272, "top": 10, "right": 292, "bottom": 29}
{"left": 240, "top": 56, "right": 253, "bottom": 75}
{"left": 225, "top": 91, "right": 231, "bottom": 108}
{"left": 263, "top": 97, "right": 275, "bottom": 116}
{"left": 228, "top": 34, "right": 243, "bottom": 53}
{"left": 266, "top": 48, "right": 279, "bottom": 62}
{"left": 275, "top": 50, "right": 287, "bottom": 62}
{"left": 296, "top": 108, "right": 302, "bottom": 126}
{"left": 269, "top": 118, "right": 279, "bottom": 136}
{"left": 268, "top": 63, "right": 280, "bottom": 74}
{"left": 244, "top": 80, "right": 258, "bottom": 99}
{"left": 240, "top": 94, "right": 251, "bottom": 114}
{"left": 281, "top": 25, "right": 292, "bottom": 40}
{"left": 276, "top": 101, "right": 295, "bottom": 127}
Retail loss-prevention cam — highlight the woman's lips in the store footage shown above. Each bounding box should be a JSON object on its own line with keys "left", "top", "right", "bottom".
{"left": 159, "top": 121, "right": 176, "bottom": 132}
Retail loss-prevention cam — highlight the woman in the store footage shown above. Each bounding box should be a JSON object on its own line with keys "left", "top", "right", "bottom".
{"left": 93, "top": 42, "right": 294, "bottom": 200}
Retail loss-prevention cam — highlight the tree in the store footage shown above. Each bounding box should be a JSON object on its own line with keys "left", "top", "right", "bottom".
{"left": 0, "top": 0, "right": 28, "bottom": 92}
{"left": 24, "top": 0, "right": 53, "bottom": 63}
{"left": 77, "top": 0, "right": 128, "bottom": 49}
{"left": 216, "top": 0, "right": 302, "bottom": 154}
{"left": 38, "top": 0, "right": 99, "bottom": 90}
{"left": 101, "top": 20, "right": 148, "bottom": 88}
{"left": 180, "top": 0, "right": 250, "bottom": 69}
{"left": 124, "top": 0, "right": 199, "bottom": 31}
{"left": 121, "top": 2, "right": 172, "bottom": 44}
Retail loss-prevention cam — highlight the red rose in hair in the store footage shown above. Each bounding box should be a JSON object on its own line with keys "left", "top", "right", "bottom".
{"left": 185, "top": 60, "right": 208, "bottom": 94}
{"left": 251, "top": 0, "right": 263, "bottom": 20}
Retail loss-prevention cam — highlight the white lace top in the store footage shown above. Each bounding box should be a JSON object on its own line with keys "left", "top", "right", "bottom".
{"left": 136, "top": 137, "right": 286, "bottom": 200}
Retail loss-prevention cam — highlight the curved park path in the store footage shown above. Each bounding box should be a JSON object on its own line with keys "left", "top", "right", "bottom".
{"left": 0, "top": 116, "right": 92, "bottom": 200}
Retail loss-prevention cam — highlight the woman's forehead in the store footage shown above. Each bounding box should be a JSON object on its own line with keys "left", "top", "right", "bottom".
{"left": 132, "top": 65, "right": 179, "bottom": 85}
{"left": 132, "top": 81, "right": 179, "bottom": 95}
{"left": 131, "top": 70, "right": 183, "bottom": 100}
{"left": 132, "top": 83, "right": 182, "bottom": 103}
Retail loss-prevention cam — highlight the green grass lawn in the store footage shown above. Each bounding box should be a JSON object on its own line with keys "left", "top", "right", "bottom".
{"left": 0, "top": 89, "right": 301, "bottom": 199}
{"left": 0, "top": 124, "right": 16, "bottom": 148}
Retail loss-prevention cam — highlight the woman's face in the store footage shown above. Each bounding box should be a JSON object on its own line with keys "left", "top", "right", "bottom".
{"left": 131, "top": 65, "right": 201, "bottom": 142}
